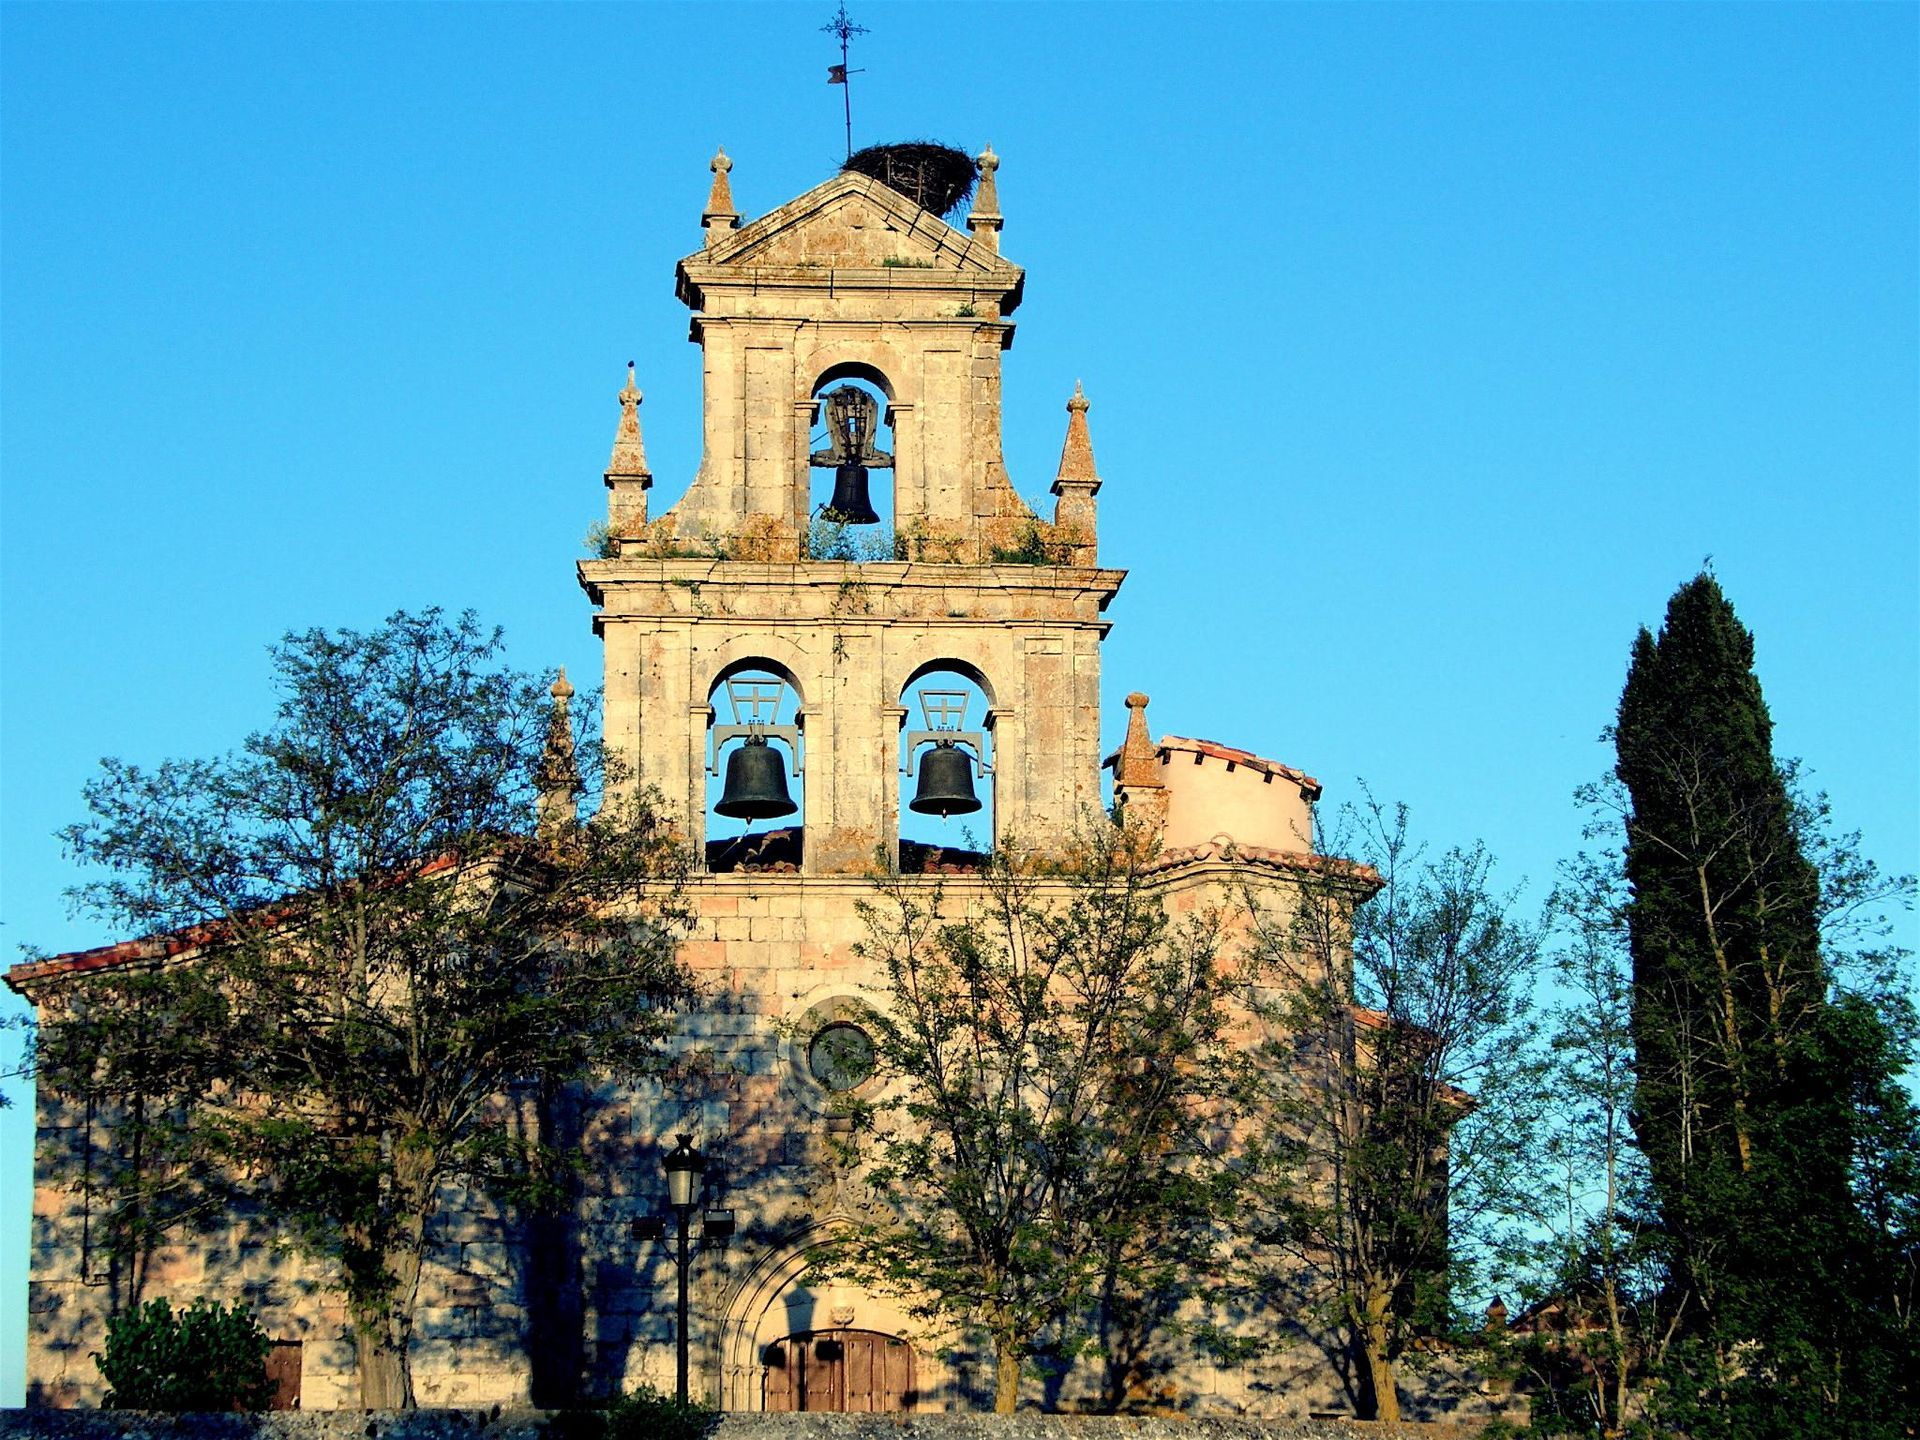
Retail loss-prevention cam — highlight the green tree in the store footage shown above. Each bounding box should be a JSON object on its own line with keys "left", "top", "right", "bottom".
{"left": 1615, "top": 573, "right": 1831, "bottom": 1324}
{"left": 831, "top": 824, "right": 1258, "bottom": 1413}
{"left": 34, "top": 610, "right": 696, "bottom": 1408}
{"left": 1251, "top": 797, "right": 1546, "bottom": 1423}
{"left": 1609, "top": 571, "right": 1918, "bottom": 1434}
{"left": 1496, "top": 850, "right": 1668, "bottom": 1435}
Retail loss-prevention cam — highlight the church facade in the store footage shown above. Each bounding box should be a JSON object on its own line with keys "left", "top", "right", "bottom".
{"left": 12, "top": 149, "right": 1423, "bottom": 1417}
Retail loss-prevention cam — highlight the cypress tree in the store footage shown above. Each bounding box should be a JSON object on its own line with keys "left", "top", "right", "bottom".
{"left": 1614, "top": 573, "right": 1917, "bottom": 1432}
{"left": 1616, "top": 573, "right": 1830, "bottom": 1331}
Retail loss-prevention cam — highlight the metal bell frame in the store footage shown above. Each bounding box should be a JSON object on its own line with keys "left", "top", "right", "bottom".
{"left": 708, "top": 676, "right": 803, "bottom": 822}
{"left": 902, "top": 687, "right": 992, "bottom": 819}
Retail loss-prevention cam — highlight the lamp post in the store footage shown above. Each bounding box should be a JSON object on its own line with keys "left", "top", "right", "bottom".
{"left": 633, "top": 1133, "right": 737, "bottom": 1405}
{"left": 662, "top": 1134, "right": 704, "bottom": 1404}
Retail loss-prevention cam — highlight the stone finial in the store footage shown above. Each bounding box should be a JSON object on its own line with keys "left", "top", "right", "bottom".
{"left": 974, "top": 145, "right": 1000, "bottom": 214}
{"left": 609, "top": 363, "right": 650, "bottom": 478}
{"left": 605, "top": 362, "right": 652, "bottom": 535}
{"left": 967, "top": 144, "right": 1003, "bottom": 252}
{"left": 1111, "top": 691, "right": 1168, "bottom": 846}
{"left": 703, "top": 147, "right": 739, "bottom": 247}
{"left": 1052, "top": 381, "right": 1099, "bottom": 491}
{"left": 1050, "top": 381, "right": 1100, "bottom": 562}
{"left": 537, "top": 667, "right": 582, "bottom": 838}
{"left": 1116, "top": 692, "right": 1164, "bottom": 790}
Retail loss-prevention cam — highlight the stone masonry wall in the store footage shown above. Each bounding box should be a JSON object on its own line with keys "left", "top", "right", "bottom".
{"left": 0, "top": 1413, "right": 1511, "bottom": 1440}
{"left": 23, "top": 864, "right": 1407, "bottom": 1418}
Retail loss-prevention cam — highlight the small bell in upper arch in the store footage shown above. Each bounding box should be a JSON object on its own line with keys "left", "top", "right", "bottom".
{"left": 825, "top": 463, "right": 880, "bottom": 526}
{"left": 909, "top": 740, "right": 982, "bottom": 819}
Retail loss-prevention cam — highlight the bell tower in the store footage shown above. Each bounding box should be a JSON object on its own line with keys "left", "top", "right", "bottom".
{"left": 579, "top": 147, "right": 1124, "bottom": 872}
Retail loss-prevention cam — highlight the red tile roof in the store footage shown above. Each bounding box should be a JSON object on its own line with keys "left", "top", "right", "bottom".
{"left": 7, "top": 853, "right": 465, "bottom": 994}
{"left": 1158, "top": 736, "right": 1322, "bottom": 797}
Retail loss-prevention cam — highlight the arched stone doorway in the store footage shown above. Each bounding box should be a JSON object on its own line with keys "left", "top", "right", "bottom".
{"left": 763, "top": 1329, "right": 915, "bottom": 1412}
{"left": 717, "top": 1223, "right": 943, "bottom": 1411}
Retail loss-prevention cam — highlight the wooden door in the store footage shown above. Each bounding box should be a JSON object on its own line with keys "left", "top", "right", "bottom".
{"left": 763, "top": 1330, "right": 914, "bottom": 1412}
{"left": 264, "top": 1340, "right": 303, "bottom": 1410}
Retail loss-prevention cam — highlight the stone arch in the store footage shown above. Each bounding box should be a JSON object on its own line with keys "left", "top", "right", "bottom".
{"left": 703, "top": 651, "right": 810, "bottom": 871}
{"left": 708, "top": 650, "right": 810, "bottom": 710}
{"left": 716, "top": 1221, "right": 934, "bottom": 1412}
{"left": 810, "top": 359, "right": 898, "bottom": 403}
{"left": 899, "top": 654, "right": 998, "bottom": 713}
{"left": 804, "top": 361, "right": 901, "bottom": 535}
{"left": 896, "top": 658, "right": 999, "bottom": 863}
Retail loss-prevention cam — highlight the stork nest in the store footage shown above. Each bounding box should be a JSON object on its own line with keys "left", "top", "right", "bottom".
{"left": 843, "top": 142, "right": 977, "bottom": 218}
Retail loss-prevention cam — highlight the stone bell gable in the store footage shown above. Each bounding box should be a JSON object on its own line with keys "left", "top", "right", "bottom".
{"left": 659, "top": 153, "right": 1033, "bottom": 554}
{"left": 583, "top": 149, "right": 1123, "bottom": 871}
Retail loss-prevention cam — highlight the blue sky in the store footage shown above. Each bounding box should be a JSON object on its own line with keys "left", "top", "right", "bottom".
{"left": 2, "top": 1, "right": 1914, "bottom": 1408}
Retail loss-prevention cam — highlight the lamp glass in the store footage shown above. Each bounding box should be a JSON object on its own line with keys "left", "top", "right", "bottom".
{"left": 663, "top": 1134, "right": 704, "bottom": 1210}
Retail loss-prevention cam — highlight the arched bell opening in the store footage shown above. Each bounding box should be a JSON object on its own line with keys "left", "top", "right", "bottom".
{"left": 806, "top": 368, "right": 896, "bottom": 553}
{"left": 705, "top": 663, "right": 805, "bottom": 874}
{"left": 897, "top": 665, "right": 994, "bottom": 873}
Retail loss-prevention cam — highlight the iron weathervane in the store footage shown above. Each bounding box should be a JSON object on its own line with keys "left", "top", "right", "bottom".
{"left": 822, "top": 4, "right": 868, "bottom": 160}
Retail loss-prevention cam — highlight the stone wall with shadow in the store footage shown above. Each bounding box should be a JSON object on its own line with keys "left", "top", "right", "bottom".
{"left": 0, "top": 1410, "right": 1515, "bottom": 1440}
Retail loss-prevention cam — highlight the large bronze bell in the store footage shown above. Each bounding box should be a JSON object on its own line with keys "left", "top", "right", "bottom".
{"left": 825, "top": 463, "right": 880, "bottom": 525}
{"left": 715, "top": 735, "right": 797, "bottom": 821}
{"left": 909, "top": 740, "right": 982, "bottom": 818}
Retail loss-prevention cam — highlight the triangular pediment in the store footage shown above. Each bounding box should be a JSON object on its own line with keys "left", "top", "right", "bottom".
{"left": 685, "top": 172, "right": 1018, "bottom": 278}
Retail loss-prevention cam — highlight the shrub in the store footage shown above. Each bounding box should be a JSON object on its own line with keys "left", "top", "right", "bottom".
{"left": 94, "top": 1297, "right": 272, "bottom": 1412}
{"left": 603, "top": 1383, "right": 717, "bottom": 1440}
{"left": 807, "top": 514, "right": 893, "bottom": 562}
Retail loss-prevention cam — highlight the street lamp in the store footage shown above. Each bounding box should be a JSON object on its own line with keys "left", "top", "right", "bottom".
{"left": 664, "top": 1134, "right": 702, "bottom": 1404}
{"left": 633, "top": 1133, "right": 735, "bottom": 1404}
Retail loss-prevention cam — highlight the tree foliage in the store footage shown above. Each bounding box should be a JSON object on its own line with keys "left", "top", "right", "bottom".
{"left": 1495, "top": 850, "right": 1668, "bottom": 1435}
{"left": 1252, "top": 796, "right": 1546, "bottom": 1422}
{"left": 1615, "top": 574, "right": 1836, "bottom": 1326}
{"left": 35, "top": 610, "right": 697, "bottom": 1408}
{"left": 1590, "top": 571, "right": 1919, "bottom": 1435}
{"left": 602, "top": 1382, "right": 718, "bottom": 1440}
{"left": 831, "top": 824, "right": 1258, "bottom": 1413}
